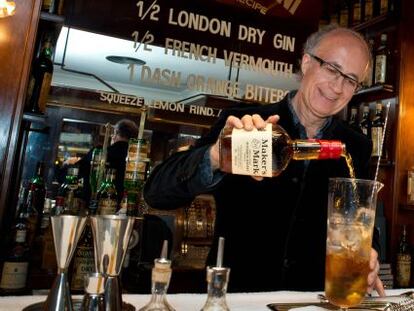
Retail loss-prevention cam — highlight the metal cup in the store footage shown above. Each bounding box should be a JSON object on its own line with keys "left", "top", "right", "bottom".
{"left": 81, "top": 272, "right": 105, "bottom": 311}
{"left": 90, "top": 215, "right": 135, "bottom": 311}
{"left": 43, "top": 215, "right": 87, "bottom": 311}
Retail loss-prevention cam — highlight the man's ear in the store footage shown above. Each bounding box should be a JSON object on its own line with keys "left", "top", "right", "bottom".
{"left": 301, "top": 53, "right": 312, "bottom": 76}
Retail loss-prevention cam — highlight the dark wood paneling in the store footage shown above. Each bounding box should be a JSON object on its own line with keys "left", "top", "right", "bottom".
{"left": 0, "top": 0, "right": 41, "bottom": 231}
{"left": 390, "top": 0, "right": 414, "bottom": 266}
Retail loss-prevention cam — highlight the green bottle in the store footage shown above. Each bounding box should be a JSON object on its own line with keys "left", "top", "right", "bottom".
{"left": 97, "top": 168, "right": 118, "bottom": 215}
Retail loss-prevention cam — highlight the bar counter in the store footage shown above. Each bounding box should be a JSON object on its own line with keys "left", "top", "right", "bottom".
{"left": 0, "top": 289, "right": 410, "bottom": 311}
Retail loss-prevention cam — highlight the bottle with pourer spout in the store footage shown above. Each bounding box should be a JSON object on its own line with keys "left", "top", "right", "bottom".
{"left": 138, "top": 240, "right": 175, "bottom": 311}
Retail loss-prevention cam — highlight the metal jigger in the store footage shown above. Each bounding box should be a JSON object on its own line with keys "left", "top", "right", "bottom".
{"left": 90, "top": 215, "right": 135, "bottom": 311}
{"left": 43, "top": 215, "right": 87, "bottom": 311}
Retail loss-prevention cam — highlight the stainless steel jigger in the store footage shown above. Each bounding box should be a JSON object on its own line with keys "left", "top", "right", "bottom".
{"left": 43, "top": 215, "right": 87, "bottom": 311}
{"left": 81, "top": 272, "right": 105, "bottom": 311}
{"left": 90, "top": 215, "right": 135, "bottom": 311}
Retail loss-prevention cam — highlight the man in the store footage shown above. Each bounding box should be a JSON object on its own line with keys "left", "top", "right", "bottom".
{"left": 77, "top": 119, "right": 138, "bottom": 204}
{"left": 144, "top": 26, "right": 385, "bottom": 294}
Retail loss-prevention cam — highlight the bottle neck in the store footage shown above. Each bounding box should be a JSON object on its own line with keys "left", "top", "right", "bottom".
{"left": 292, "top": 140, "right": 345, "bottom": 160}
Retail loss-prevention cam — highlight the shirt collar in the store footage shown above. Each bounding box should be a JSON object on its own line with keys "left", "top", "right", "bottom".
{"left": 286, "top": 91, "right": 333, "bottom": 139}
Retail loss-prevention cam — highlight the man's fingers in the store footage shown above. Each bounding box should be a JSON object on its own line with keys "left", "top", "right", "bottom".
{"left": 266, "top": 115, "right": 280, "bottom": 124}
{"left": 225, "top": 115, "right": 244, "bottom": 129}
{"left": 374, "top": 277, "right": 385, "bottom": 297}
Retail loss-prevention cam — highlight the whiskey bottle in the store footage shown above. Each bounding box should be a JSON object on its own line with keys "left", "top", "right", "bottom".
{"left": 396, "top": 225, "right": 411, "bottom": 288}
{"left": 348, "top": 107, "right": 359, "bottom": 132}
{"left": 364, "top": 39, "right": 375, "bottom": 88}
{"left": 371, "top": 102, "right": 385, "bottom": 158}
{"left": 23, "top": 183, "right": 40, "bottom": 245}
{"left": 359, "top": 105, "right": 371, "bottom": 137}
{"left": 89, "top": 147, "right": 103, "bottom": 214}
{"left": 374, "top": 33, "right": 390, "bottom": 85}
{"left": 27, "top": 39, "right": 53, "bottom": 114}
{"left": 352, "top": 0, "right": 362, "bottom": 26}
{"left": 97, "top": 168, "right": 118, "bottom": 215}
{"left": 219, "top": 124, "right": 346, "bottom": 177}
{"left": 30, "top": 162, "right": 46, "bottom": 215}
{"left": 70, "top": 223, "right": 94, "bottom": 294}
{"left": 39, "top": 197, "right": 57, "bottom": 272}
{"left": 57, "top": 167, "right": 86, "bottom": 215}
{"left": 364, "top": 0, "right": 374, "bottom": 21}
{"left": 339, "top": 1, "right": 349, "bottom": 27}
{"left": 408, "top": 168, "right": 414, "bottom": 205}
{"left": 0, "top": 212, "right": 30, "bottom": 295}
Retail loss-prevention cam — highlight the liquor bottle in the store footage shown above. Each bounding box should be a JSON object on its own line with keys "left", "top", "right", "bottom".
{"left": 70, "top": 223, "right": 94, "bottom": 294}
{"left": 57, "top": 167, "right": 86, "bottom": 215}
{"left": 138, "top": 241, "right": 175, "bottom": 311}
{"left": 339, "top": 1, "right": 349, "bottom": 27}
{"left": 408, "top": 168, "right": 414, "bottom": 205}
{"left": 89, "top": 147, "right": 103, "bottom": 214}
{"left": 27, "top": 39, "right": 54, "bottom": 114}
{"left": 96, "top": 168, "right": 118, "bottom": 215}
{"left": 359, "top": 105, "right": 371, "bottom": 137}
{"left": 41, "top": 0, "right": 53, "bottom": 12}
{"left": 396, "top": 225, "right": 411, "bottom": 288}
{"left": 371, "top": 102, "right": 385, "bottom": 158}
{"left": 23, "top": 183, "right": 40, "bottom": 245}
{"left": 0, "top": 212, "right": 30, "bottom": 295}
{"left": 39, "top": 197, "right": 57, "bottom": 272}
{"left": 379, "top": 0, "right": 388, "bottom": 15}
{"left": 30, "top": 162, "right": 46, "bottom": 215}
{"left": 374, "top": 33, "right": 390, "bottom": 85}
{"left": 348, "top": 107, "right": 359, "bottom": 131}
{"left": 364, "top": 39, "right": 375, "bottom": 88}
{"left": 364, "top": 0, "right": 374, "bottom": 21}
{"left": 124, "top": 139, "right": 150, "bottom": 216}
{"left": 218, "top": 124, "right": 346, "bottom": 178}
{"left": 352, "top": 0, "right": 362, "bottom": 25}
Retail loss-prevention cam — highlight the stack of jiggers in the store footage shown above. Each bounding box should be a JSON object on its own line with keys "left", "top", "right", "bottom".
{"left": 42, "top": 214, "right": 137, "bottom": 311}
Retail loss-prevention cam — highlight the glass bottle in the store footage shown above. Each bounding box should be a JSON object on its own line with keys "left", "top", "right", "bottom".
{"left": 374, "top": 33, "right": 390, "bottom": 85}
{"left": 219, "top": 123, "right": 346, "bottom": 177}
{"left": 364, "top": 39, "right": 375, "bottom": 88}
{"left": 0, "top": 212, "right": 30, "bottom": 295}
{"left": 371, "top": 102, "right": 385, "bottom": 158}
{"left": 396, "top": 225, "right": 411, "bottom": 288}
{"left": 364, "top": 0, "right": 374, "bottom": 21}
{"left": 408, "top": 168, "right": 414, "bottom": 205}
{"left": 70, "top": 223, "right": 95, "bottom": 294}
{"left": 348, "top": 107, "right": 359, "bottom": 131}
{"left": 30, "top": 161, "right": 46, "bottom": 215}
{"left": 352, "top": 0, "right": 362, "bottom": 26}
{"left": 96, "top": 168, "right": 118, "bottom": 215}
{"left": 27, "top": 39, "right": 53, "bottom": 114}
{"left": 359, "top": 104, "right": 371, "bottom": 137}
{"left": 39, "top": 197, "right": 57, "bottom": 272}
{"left": 89, "top": 147, "right": 103, "bottom": 214}
{"left": 139, "top": 242, "right": 175, "bottom": 311}
{"left": 23, "top": 183, "right": 40, "bottom": 245}
{"left": 58, "top": 167, "right": 86, "bottom": 215}
{"left": 339, "top": 1, "right": 349, "bottom": 27}
{"left": 200, "top": 267, "right": 230, "bottom": 311}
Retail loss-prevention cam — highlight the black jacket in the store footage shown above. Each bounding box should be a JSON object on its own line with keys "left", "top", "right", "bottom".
{"left": 144, "top": 94, "right": 374, "bottom": 292}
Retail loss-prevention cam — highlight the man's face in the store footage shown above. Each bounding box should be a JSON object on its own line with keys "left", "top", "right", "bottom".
{"left": 299, "top": 32, "right": 369, "bottom": 118}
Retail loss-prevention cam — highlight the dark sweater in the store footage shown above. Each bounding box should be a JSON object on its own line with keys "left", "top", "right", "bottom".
{"left": 144, "top": 94, "right": 374, "bottom": 292}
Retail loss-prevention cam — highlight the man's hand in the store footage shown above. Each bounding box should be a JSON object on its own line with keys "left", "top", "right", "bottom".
{"left": 367, "top": 248, "right": 385, "bottom": 297}
{"left": 209, "top": 114, "right": 280, "bottom": 180}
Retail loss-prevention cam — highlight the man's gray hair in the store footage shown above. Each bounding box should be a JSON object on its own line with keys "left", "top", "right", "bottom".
{"left": 303, "top": 25, "right": 372, "bottom": 74}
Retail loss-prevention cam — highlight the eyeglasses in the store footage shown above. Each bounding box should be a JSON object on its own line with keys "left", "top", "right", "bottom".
{"left": 308, "top": 53, "right": 363, "bottom": 93}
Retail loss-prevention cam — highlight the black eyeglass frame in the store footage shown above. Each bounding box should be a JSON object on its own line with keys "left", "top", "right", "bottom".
{"left": 307, "top": 53, "right": 364, "bottom": 93}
